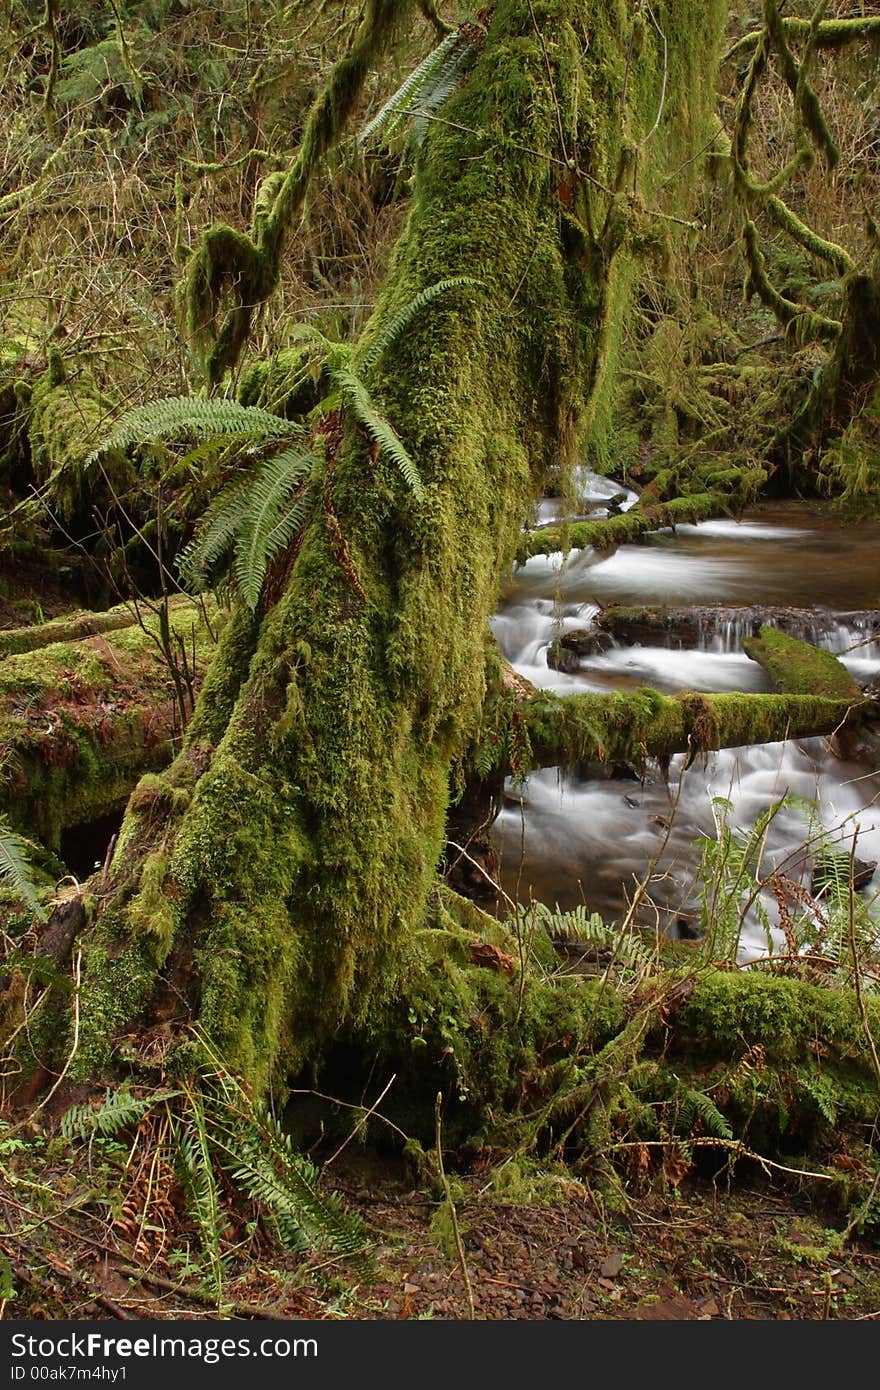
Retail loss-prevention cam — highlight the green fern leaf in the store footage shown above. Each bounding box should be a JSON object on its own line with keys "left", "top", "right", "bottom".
{"left": 87, "top": 396, "right": 304, "bottom": 463}
{"left": 409, "top": 41, "right": 479, "bottom": 146}
{"left": 203, "top": 1090, "right": 371, "bottom": 1270}
{"left": 176, "top": 1092, "right": 224, "bottom": 1304}
{"left": 358, "top": 31, "right": 465, "bottom": 147}
{"left": 335, "top": 366, "right": 424, "bottom": 501}
{"left": 681, "top": 1085, "right": 733, "bottom": 1140}
{"left": 522, "top": 902, "right": 652, "bottom": 973}
{"left": 231, "top": 448, "right": 314, "bottom": 609}
{"left": 60, "top": 1086, "right": 177, "bottom": 1141}
{"left": 360, "top": 277, "right": 481, "bottom": 372}
{"left": 0, "top": 817, "right": 46, "bottom": 920}
{"left": 178, "top": 449, "right": 317, "bottom": 607}
{"left": 227, "top": 1113, "right": 371, "bottom": 1268}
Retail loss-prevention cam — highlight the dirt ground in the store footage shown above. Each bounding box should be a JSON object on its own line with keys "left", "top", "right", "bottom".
{"left": 5, "top": 1148, "right": 880, "bottom": 1322}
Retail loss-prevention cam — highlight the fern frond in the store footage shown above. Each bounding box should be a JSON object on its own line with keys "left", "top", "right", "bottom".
{"left": 285, "top": 322, "right": 349, "bottom": 369}
{"left": 677, "top": 1083, "right": 733, "bottom": 1140}
{"left": 360, "top": 277, "right": 481, "bottom": 372}
{"left": 0, "top": 817, "right": 46, "bottom": 919}
{"left": 87, "top": 397, "right": 304, "bottom": 462}
{"left": 409, "top": 40, "right": 478, "bottom": 146}
{"left": 799, "top": 1070, "right": 838, "bottom": 1126}
{"left": 521, "top": 902, "right": 652, "bottom": 973}
{"left": 230, "top": 449, "right": 315, "bottom": 609}
{"left": 358, "top": 31, "right": 466, "bottom": 147}
{"left": 61, "top": 1086, "right": 178, "bottom": 1141}
{"left": 176, "top": 1090, "right": 224, "bottom": 1304}
{"left": 177, "top": 474, "right": 252, "bottom": 589}
{"left": 223, "top": 1108, "right": 371, "bottom": 1269}
{"left": 335, "top": 366, "right": 424, "bottom": 501}
{"left": 178, "top": 448, "right": 317, "bottom": 607}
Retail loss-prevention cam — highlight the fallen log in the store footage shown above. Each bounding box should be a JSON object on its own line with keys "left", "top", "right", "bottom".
{"left": 0, "top": 603, "right": 221, "bottom": 846}
{"left": 516, "top": 491, "right": 729, "bottom": 563}
{"left": 347, "top": 889, "right": 880, "bottom": 1164}
{"left": 514, "top": 459, "right": 770, "bottom": 565}
{"left": 0, "top": 596, "right": 199, "bottom": 658}
{"left": 482, "top": 675, "right": 869, "bottom": 776}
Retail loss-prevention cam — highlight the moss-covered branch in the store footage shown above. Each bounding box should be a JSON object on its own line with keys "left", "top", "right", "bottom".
{"left": 181, "top": 0, "right": 418, "bottom": 383}
{"left": 482, "top": 681, "right": 866, "bottom": 776}
{"left": 742, "top": 221, "right": 841, "bottom": 341}
{"left": 596, "top": 604, "right": 879, "bottom": 651}
{"left": 516, "top": 486, "right": 756, "bottom": 564}
{"left": 726, "top": 15, "right": 880, "bottom": 62}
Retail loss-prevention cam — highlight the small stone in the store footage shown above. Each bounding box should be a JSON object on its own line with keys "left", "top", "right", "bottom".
{"left": 403, "top": 1282, "right": 421, "bottom": 1295}
{"left": 599, "top": 1252, "right": 625, "bottom": 1278}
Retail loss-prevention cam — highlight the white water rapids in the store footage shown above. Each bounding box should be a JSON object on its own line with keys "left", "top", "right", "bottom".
{"left": 489, "top": 476, "right": 880, "bottom": 955}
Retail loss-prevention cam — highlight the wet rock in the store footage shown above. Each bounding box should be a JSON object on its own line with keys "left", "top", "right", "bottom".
{"left": 545, "top": 638, "right": 581, "bottom": 674}
{"left": 606, "top": 491, "right": 631, "bottom": 516}
{"left": 811, "top": 854, "right": 877, "bottom": 896}
{"left": 561, "top": 627, "right": 613, "bottom": 656}
{"left": 546, "top": 627, "right": 611, "bottom": 671}
{"left": 597, "top": 604, "right": 880, "bottom": 653}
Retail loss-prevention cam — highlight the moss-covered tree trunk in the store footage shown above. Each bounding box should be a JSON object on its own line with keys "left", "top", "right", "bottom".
{"left": 36, "top": 1, "right": 729, "bottom": 1095}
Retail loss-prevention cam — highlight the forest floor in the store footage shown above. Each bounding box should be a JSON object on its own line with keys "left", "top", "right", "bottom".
{"left": 5, "top": 1143, "right": 880, "bottom": 1322}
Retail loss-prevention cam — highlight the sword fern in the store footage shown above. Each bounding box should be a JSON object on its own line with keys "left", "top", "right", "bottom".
{"left": 0, "top": 816, "right": 46, "bottom": 920}
{"left": 89, "top": 279, "right": 479, "bottom": 608}
{"left": 358, "top": 27, "right": 480, "bottom": 150}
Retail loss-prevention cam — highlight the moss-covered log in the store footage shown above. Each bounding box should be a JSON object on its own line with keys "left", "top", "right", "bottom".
{"left": 743, "top": 623, "right": 863, "bottom": 701}
{"left": 0, "top": 597, "right": 196, "bottom": 658}
{"left": 20, "top": 0, "right": 732, "bottom": 1096}
{"left": 347, "top": 895, "right": 880, "bottom": 1162}
{"left": 0, "top": 602, "right": 220, "bottom": 846}
{"left": 485, "top": 682, "right": 867, "bottom": 776}
{"left": 517, "top": 486, "right": 754, "bottom": 563}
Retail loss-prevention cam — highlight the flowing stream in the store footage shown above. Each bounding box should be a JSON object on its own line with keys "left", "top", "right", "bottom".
{"left": 489, "top": 476, "right": 880, "bottom": 954}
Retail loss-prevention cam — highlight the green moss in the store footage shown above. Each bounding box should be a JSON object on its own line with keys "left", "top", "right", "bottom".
{"left": 27, "top": 363, "right": 131, "bottom": 522}
{"left": 127, "top": 849, "right": 176, "bottom": 962}
{"left": 0, "top": 603, "right": 221, "bottom": 846}
{"left": 237, "top": 347, "right": 329, "bottom": 419}
{"left": 743, "top": 624, "right": 862, "bottom": 701}
{"left": 675, "top": 970, "right": 879, "bottom": 1063}
{"left": 480, "top": 679, "right": 857, "bottom": 775}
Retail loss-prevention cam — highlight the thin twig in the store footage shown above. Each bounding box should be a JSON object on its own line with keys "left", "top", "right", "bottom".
{"left": 434, "top": 1093, "right": 475, "bottom": 1320}
{"left": 323, "top": 1074, "right": 397, "bottom": 1168}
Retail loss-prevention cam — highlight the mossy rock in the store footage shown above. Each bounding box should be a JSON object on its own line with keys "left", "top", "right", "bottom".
{"left": 744, "top": 624, "right": 862, "bottom": 700}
